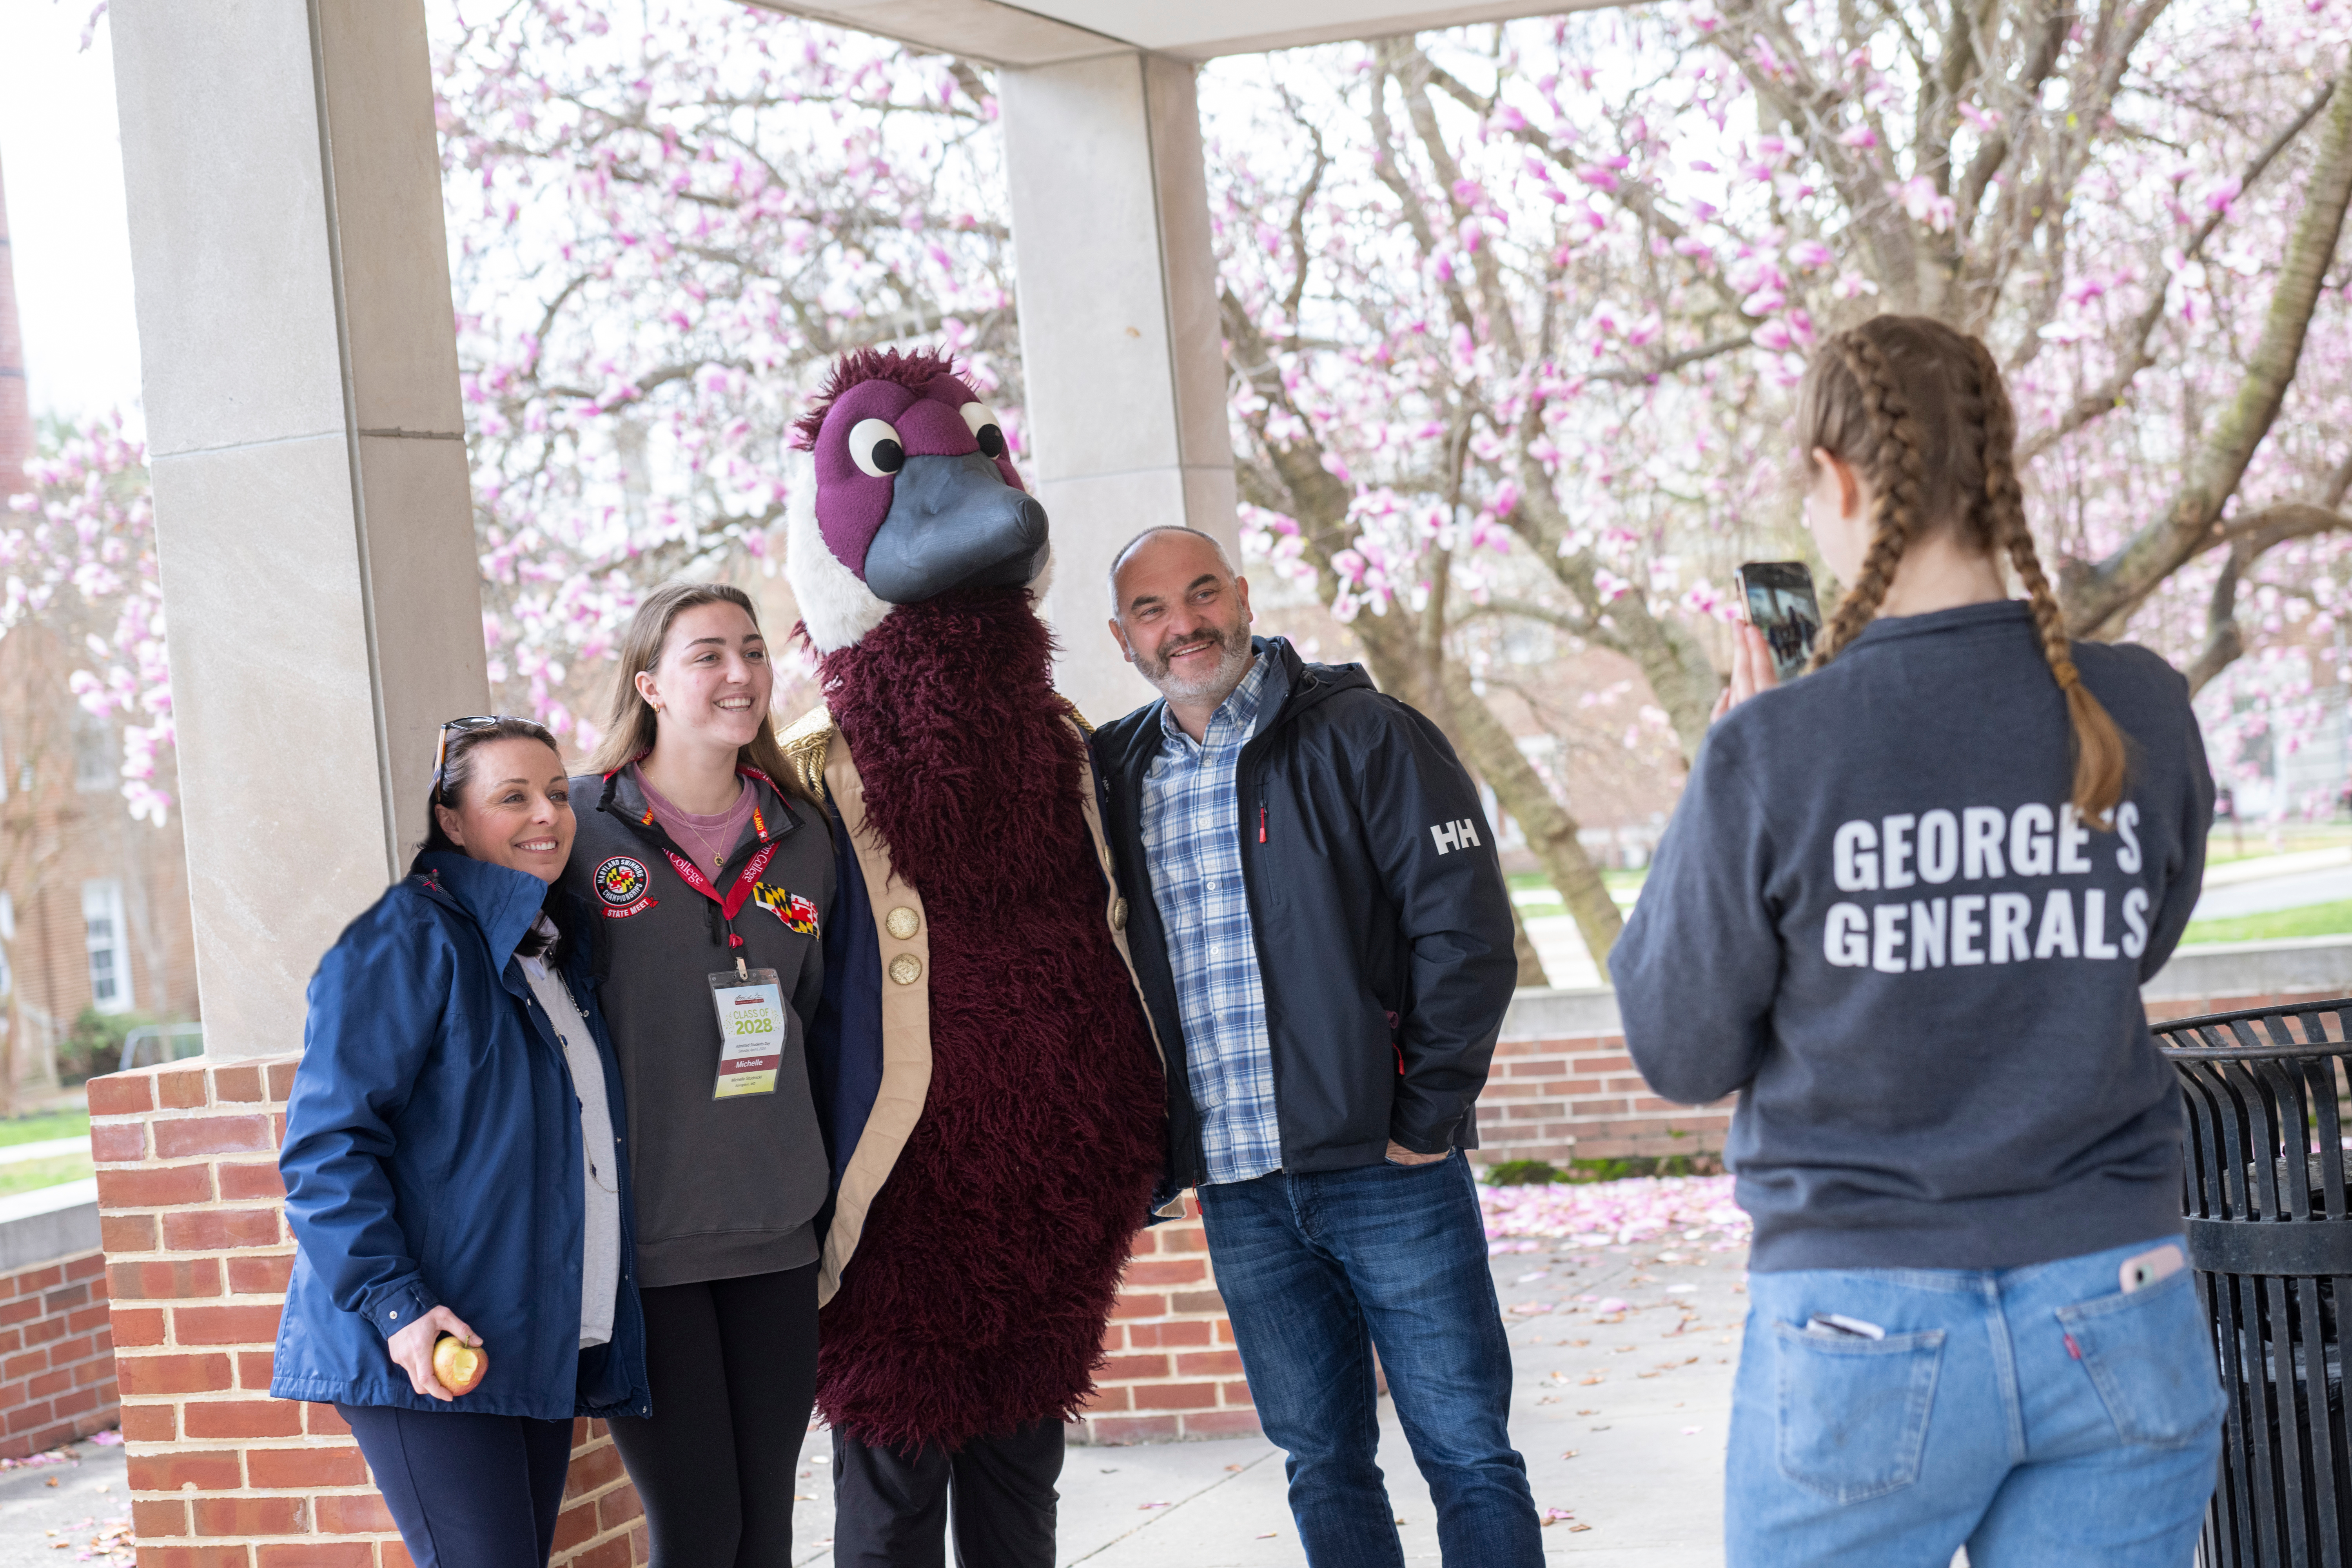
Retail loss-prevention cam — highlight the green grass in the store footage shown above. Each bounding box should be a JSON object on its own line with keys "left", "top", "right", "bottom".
{"left": 1508, "top": 869, "right": 1648, "bottom": 893}
{"left": 0, "top": 1155, "right": 93, "bottom": 1197}
{"left": 2181, "top": 899, "right": 2352, "bottom": 947}
{"left": 1509, "top": 867, "right": 1645, "bottom": 923}
{"left": 2202, "top": 826, "right": 2352, "bottom": 866}
{"left": 0, "top": 1111, "right": 89, "bottom": 1150}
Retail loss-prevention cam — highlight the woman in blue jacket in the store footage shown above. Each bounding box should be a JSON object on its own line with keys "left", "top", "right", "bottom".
{"left": 272, "top": 716, "right": 650, "bottom": 1568}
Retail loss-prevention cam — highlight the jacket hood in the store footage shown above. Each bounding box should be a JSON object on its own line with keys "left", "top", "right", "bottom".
{"left": 1098, "top": 636, "right": 1372, "bottom": 774}
{"left": 410, "top": 851, "right": 552, "bottom": 973}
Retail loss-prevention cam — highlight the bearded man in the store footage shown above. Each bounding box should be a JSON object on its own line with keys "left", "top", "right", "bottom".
{"left": 1089, "top": 526, "right": 1543, "bottom": 1568}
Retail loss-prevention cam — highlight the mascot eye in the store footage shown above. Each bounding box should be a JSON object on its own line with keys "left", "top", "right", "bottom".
{"left": 960, "top": 401, "right": 1008, "bottom": 460}
{"left": 848, "top": 418, "right": 906, "bottom": 478}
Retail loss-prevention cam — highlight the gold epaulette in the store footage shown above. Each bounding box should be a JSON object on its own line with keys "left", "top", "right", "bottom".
{"left": 777, "top": 706, "right": 836, "bottom": 806}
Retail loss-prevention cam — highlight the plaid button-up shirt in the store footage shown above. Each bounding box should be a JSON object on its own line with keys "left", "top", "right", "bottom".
{"left": 1140, "top": 652, "right": 1283, "bottom": 1187}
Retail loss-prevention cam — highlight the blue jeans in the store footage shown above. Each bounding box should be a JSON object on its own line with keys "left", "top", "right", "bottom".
{"left": 1727, "top": 1237, "right": 2225, "bottom": 1567}
{"left": 1195, "top": 1150, "right": 1541, "bottom": 1568}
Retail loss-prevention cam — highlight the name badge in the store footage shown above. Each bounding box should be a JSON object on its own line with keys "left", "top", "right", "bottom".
{"left": 709, "top": 967, "right": 786, "bottom": 1099}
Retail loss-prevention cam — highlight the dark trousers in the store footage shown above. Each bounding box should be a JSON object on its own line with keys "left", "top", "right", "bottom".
{"left": 339, "top": 1403, "right": 573, "bottom": 1568}
{"left": 1195, "top": 1150, "right": 1543, "bottom": 1568}
{"left": 831, "top": 1418, "right": 1065, "bottom": 1568}
{"left": 608, "top": 1263, "right": 820, "bottom": 1568}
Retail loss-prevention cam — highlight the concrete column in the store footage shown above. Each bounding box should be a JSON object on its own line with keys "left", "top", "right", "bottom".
{"left": 0, "top": 153, "right": 31, "bottom": 501}
{"left": 110, "top": 0, "right": 486, "bottom": 1060}
{"left": 999, "top": 51, "right": 1238, "bottom": 724}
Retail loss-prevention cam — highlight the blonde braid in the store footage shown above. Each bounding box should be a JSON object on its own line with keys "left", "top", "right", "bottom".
{"left": 1965, "top": 336, "right": 2128, "bottom": 825}
{"left": 1811, "top": 331, "right": 1932, "bottom": 667}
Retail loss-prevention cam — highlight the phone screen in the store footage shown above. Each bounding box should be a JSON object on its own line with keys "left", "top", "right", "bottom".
{"left": 1737, "top": 561, "right": 1822, "bottom": 683}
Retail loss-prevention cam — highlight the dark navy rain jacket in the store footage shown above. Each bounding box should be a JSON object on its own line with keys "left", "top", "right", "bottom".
{"left": 270, "top": 851, "right": 651, "bottom": 1419}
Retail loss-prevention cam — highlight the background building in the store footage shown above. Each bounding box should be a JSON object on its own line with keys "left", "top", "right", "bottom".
{"left": 0, "top": 147, "right": 197, "bottom": 1100}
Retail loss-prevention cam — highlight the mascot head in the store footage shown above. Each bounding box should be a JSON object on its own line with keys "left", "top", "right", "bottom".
{"left": 786, "top": 348, "right": 1051, "bottom": 652}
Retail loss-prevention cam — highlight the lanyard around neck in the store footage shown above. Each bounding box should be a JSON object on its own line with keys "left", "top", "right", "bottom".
{"left": 661, "top": 840, "right": 780, "bottom": 977}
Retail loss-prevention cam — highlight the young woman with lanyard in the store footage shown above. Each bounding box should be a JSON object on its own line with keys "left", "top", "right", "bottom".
{"left": 273, "top": 716, "right": 647, "bottom": 1568}
{"left": 1611, "top": 315, "right": 2221, "bottom": 1565}
{"left": 565, "top": 581, "right": 835, "bottom": 1567}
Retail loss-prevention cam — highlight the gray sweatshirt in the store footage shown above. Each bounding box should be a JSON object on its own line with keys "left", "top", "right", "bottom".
{"left": 564, "top": 768, "right": 835, "bottom": 1288}
{"left": 1609, "top": 600, "right": 2214, "bottom": 1272}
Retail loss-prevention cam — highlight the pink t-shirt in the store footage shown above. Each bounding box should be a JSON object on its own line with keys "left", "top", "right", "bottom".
{"left": 632, "top": 764, "right": 755, "bottom": 875}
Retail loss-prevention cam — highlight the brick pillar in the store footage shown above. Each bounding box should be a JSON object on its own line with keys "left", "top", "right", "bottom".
{"left": 92, "top": 1059, "right": 645, "bottom": 1565}
{"left": 1077, "top": 1194, "right": 1258, "bottom": 1444}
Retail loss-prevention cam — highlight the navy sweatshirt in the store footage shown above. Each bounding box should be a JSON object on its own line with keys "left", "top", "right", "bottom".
{"left": 1609, "top": 600, "right": 2214, "bottom": 1272}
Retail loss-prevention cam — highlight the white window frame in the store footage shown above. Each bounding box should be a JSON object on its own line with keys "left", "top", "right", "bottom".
{"left": 82, "top": 879, "right": 133, "bottom": 1015}
{"left": 73, "top": 710, "right": 116, "bottom": 795}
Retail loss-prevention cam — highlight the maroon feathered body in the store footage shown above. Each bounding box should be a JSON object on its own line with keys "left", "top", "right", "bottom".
{"left": 814, "top": 588, "right": 1166, "bottom": 1451}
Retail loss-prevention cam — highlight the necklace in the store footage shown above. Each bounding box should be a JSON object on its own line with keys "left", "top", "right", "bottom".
{"left": 679, "top": 818, "right": 731, "bottom": 874}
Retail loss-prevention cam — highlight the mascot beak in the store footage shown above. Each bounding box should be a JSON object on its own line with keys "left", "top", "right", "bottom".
{"left": 862, "top": 453, "right": 1050, "bottom": 604}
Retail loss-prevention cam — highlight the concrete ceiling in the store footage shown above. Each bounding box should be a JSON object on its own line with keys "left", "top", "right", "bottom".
{"left": 749, "top": 0, "right": 1631, "bottom": 65}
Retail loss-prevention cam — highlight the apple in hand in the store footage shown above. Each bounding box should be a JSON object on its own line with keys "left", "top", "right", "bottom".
{"left": 432, "top": 1334, "right": 486, "bottom": 1397}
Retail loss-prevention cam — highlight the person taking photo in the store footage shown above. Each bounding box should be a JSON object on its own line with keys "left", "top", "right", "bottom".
{"left": 1612, "top": 314, "right": 2222, "bottom": 1566}
{"left": 564, "top": 581, "right": 835, "bottom": 1568}
{"left": 274, "top": 716, "right": 648, "bottom": 1568}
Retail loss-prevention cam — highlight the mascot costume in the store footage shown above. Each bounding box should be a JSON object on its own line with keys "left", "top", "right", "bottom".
{"left": 781, "top": 348, "right": 1169, "bottom": 1565}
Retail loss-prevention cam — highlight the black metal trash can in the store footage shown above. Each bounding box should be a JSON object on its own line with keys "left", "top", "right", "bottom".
{"left": 2157, "top": 999, "right": 2352, "bottom": 1567}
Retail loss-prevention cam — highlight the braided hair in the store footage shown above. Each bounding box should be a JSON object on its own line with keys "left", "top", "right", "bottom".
{"left": 1798, "top": 316, "right": 2129, "bottom": 825}
{"left": 1807, "top": 330, "right": 1931, "bottom": 664}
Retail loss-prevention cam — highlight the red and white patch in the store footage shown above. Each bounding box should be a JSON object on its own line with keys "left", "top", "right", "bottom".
{"left": 595, "top": 856, "right": 657, "bottom": 919}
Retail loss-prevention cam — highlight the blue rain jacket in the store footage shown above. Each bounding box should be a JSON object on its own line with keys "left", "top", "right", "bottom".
{"left": 270, "top": 851, "right": 652, "bottom": 1419}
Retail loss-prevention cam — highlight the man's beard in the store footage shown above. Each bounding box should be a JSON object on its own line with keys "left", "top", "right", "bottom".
{"left": 1136, "top": 621, "right": 1255, "bottom": 704}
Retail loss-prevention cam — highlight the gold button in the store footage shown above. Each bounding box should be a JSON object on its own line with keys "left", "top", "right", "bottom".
{"left": 1111, "top": 897, "right": 1129, "bottom": 931}
{"left": 888, "top": 954, "right": 924, "bottom": 986}
{"left": 885, "top": 906, "right": 921, "bottom": 941}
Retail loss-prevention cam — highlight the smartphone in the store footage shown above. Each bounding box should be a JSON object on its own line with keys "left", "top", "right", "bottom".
{"left": 2120, "top": 1242, "right": 2186, "bottom": 1294}
{"left": 1734, "top": 561, "right": 1823, "bottom": 683}
{"left": 1804, "top": 1312, "right": 1886, "bottom": 1341}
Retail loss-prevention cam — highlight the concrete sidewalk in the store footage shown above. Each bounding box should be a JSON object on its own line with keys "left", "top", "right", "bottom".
{"left": 789, "top": 1239, "right": 1744, "bottom": 1566}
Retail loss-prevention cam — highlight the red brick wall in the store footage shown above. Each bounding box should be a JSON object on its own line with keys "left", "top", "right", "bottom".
{"left": 1481, "top": 1031, "right": 1729, "bottom": 1165}
{"left": 93, "top": 1057, "right": 644, "bottom": 1568}
{"left": 1079, "top": 1194, "right": 1256, "bottom": 1444}
{"left": 0, "top": 1246, "right": 116, "bottom": 1458}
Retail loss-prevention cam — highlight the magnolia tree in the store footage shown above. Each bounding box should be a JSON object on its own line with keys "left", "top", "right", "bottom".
{"left": 0, "top": 414, "right": 171, "bottom": 824}
{"left": 434, "top": 0, "right": 1018, "bottom": 746}
{"left": 27, "top": 0, "right": 2352, "bottom": 958}
{"left": 1204, "top": 0, "right": 2352, "bottom": 956}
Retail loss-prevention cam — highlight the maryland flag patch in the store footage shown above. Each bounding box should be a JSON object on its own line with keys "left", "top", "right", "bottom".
{"left": 751, "top": 884, "right": 821, "bottom": 937}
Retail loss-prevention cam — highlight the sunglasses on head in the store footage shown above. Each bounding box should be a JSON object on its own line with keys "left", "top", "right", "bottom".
{"left": 431, "top": 715, "right": 508, "bottom": 804}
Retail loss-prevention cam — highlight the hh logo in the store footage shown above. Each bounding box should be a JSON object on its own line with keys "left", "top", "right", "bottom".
{"left": 1429, "top": 818, "right": 1483, "bottom": 855}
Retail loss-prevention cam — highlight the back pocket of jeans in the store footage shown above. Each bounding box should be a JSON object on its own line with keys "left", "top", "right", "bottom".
{"left": 2054, "top": 1269, "right": 2223, "bottom": 1448}
{"left": 1771, "top": 1321, "right": 1945, "bottom": 1504}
